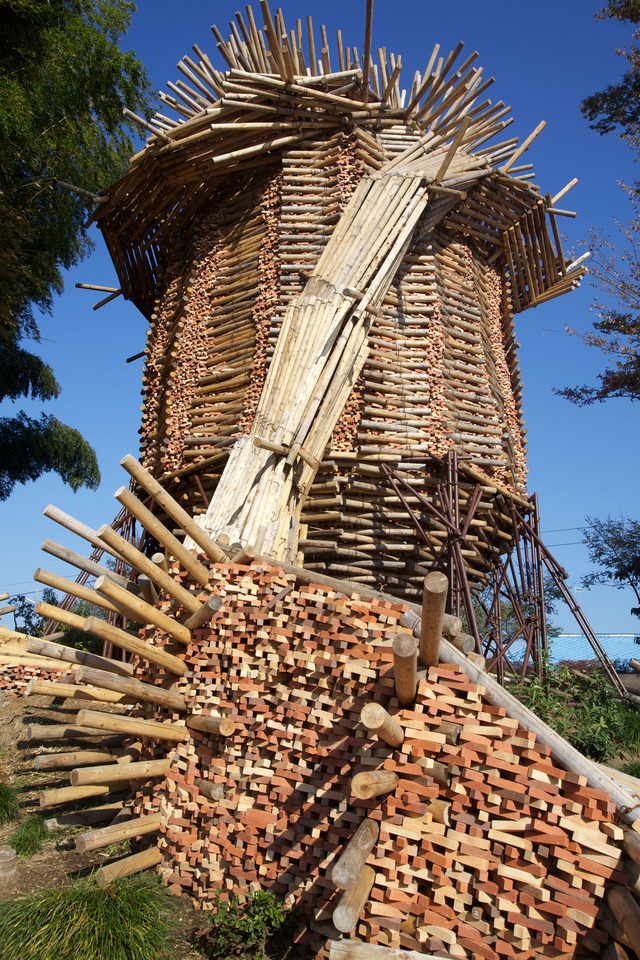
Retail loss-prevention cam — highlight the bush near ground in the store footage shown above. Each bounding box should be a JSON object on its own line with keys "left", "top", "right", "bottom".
{"left": 510, "top": 661, "right": 640, "bottom": 763}
{"left": 0, "top": 874, "right": 176, "bottom": 960}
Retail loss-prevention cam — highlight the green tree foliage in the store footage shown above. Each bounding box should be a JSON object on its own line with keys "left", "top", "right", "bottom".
{"left": 0, "top": 0, "right": 152, "bottom": 497}
{"left": 556, "top": 2, "right": 640, "bottom": 405}
{"left": 582, "top": 514, "right": 640, "bottom": 620}
{"left": 581, "top": 0, "right": 640, "bottom": 141}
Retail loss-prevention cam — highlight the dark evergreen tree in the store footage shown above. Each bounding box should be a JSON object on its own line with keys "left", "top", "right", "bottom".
{"left": 0, "top": 0, "right": 152, "bottom": 497}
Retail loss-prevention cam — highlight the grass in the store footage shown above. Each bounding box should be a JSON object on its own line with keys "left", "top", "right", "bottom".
{"left": 0, "top": 783, "right": 21, "bottom": 827}
{"left": 510, "top": 662, "right": 640, "bottom": 762}
{"left": 8, "top": 814, "right": 47, "bottom": 858}
{"left": 0, "top": 874, "right": 176, "bottom": 960}
{"left": 621, "top": 759, "right": 640, "bottom": 778}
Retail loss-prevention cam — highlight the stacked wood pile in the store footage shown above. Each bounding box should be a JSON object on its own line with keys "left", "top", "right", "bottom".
{"left": 19, "top": 470, "right": 640, "bottom": 959}
{"left": 87, "top": 2, "right": 587, "bottom": 603}
{"left": 0, "top": 626, "right": 68, "bottom": 696}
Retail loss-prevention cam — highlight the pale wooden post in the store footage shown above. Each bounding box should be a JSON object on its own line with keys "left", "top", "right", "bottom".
{"left": 419, "top": 571, "right": 448, "bottom": 667}
{"left": 392, "top": 634, "right": 417, "bottom": 707}
{"left": 360, "top": 703, "right": 404, "bottom": 747}
{"left": 332, "top": 865, "right": 376, "bottom": 933}
{"left": 350, "top": 770, "right": 398, "bottom": 800}
{"left": 331, "top": 817, "right": 379, "bottom": 890}
{"left": 187, "top": 714, "right": 235, "bottom": 737}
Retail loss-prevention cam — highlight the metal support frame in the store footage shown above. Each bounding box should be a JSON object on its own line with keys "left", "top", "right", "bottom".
{"left": 381, "top": 453, "right": 627, "bottom": 696}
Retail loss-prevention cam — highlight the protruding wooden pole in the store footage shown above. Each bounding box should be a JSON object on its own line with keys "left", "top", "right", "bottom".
{"left": 607, "top": 885, "right": 640, "bottom": 957}
{"left": 25, "top": 679, "right": 127, "bottom": 705}
{"left": 76, "top": 708, "right": 189, "bottom": 743}
{"left": 82, "top": 617, "right": 188, "bottom": 677}
{"left": 93, "top": 576, "right": 191, "bottom": 645}
{"left": 360, "top": 703, "right": 404, "bottom": 748}
{"left": 426, "top": 798, "right": 452, "bottom": 826}
{"left": 331, "top": 817, "right": 379, "bottom": 890}
{"left": 71, "top": 758, "right": 170, "bottom": 787}
{"left": 35, "top": 748, "right": 133, "bottom": 771}
{"left": 350, "top": 769, "right": 398, "bottom": 800}
{"left": 95, "top": 846, "right": 162, "bottom": 887}
{"left": 27, "top": 722, "right": 110, "bottom": 741}
{"left": 419, "top": 571, "right": 448, "bottom": 667}
{"left": 120, "top": 454, "right": 228, "bottom": 563}
{"left": 96, "top": 525, "right": 202, "bottom": 615}
{"left": 184, "top": 595, "right": 223, "bottom": 630}
{"left": 114, "top": 486, "right": 210, "bottom": 587}
{"left": 76, "top": 812, "right": 162, "bottom": 854}
{"left": 44, "top": 800, "right": 125, "bottom": 833}
{"left": 332, "top": 864, "right": 375, "bottom": 933}
{"left": 39, "top": 784, "right": 116, "bottom": 808}
{"left": 26, "top": 637, "right": 135, "bottom": 677}
{"left": 392, "top": 634, "right": 417, "bottom": 707}
{"left": 186, "top": 714, "right": 235, "bottom": 737}
{"left": 75, "top": 665, "right": 188, "bottom": 712}
{"left": 194, "top": 778, "right": 225, "bottom": 802}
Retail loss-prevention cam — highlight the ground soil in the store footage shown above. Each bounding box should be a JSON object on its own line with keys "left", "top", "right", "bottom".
{"left": 0, "top": 691, "right": 208, "bottom": 959}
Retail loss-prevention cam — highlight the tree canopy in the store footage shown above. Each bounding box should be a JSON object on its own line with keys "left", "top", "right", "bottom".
{"left": 0, "top": 0, "right": 152, "bottom": 497}
{"left": 556, "top": 1, "right": 640, "bottom": 406}
{"left": 582, "top": 514, "right": 640, "bottom": 620}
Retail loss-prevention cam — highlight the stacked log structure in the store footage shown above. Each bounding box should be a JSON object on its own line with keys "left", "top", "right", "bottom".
{"left": 21, "top": 467, "right": 640, "bottom": 960}
{"left": 90, "top": 2, "right": 587, "bottom": 603}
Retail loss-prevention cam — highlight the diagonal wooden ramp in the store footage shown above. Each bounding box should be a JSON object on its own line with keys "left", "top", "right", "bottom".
{"left": 191, "top": 145, "right": 490, "bottom": 560}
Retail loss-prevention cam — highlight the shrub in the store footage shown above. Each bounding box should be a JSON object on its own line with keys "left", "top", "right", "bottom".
{"left": 0, "top": 783, "right": 21, "bottom": 826}
{"left": 510, "top": 664, "right": 640, "bottom": 762}
{"left": 621, "top": 759, "right": 640, "bottom": 779}
{"left": 8, "top": 814, "right": 47, "bottom": 858}
{"left": 197, "top": 889, "right": 299, "bottom": 960}
{"left": 0, "top": 874, "right": 175, "bottom": 960}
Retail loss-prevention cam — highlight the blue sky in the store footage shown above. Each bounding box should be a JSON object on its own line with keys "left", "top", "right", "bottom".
{"left": 2, "top": 0, "right": 639, "bottom": 638}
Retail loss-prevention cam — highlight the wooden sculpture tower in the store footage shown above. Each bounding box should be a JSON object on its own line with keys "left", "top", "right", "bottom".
{"left": 94, "top": 6, "right": 586, "bottom": 616}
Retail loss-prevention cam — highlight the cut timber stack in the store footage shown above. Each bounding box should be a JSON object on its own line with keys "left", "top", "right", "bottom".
{"left": 22, "top": 489, "right": 640, "bottom": 960}
{"left": 87, "top": 1, "right": 587, "bottom": 602}
{"left": 0, "top": 627, "right": 68, "bottom": 696}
